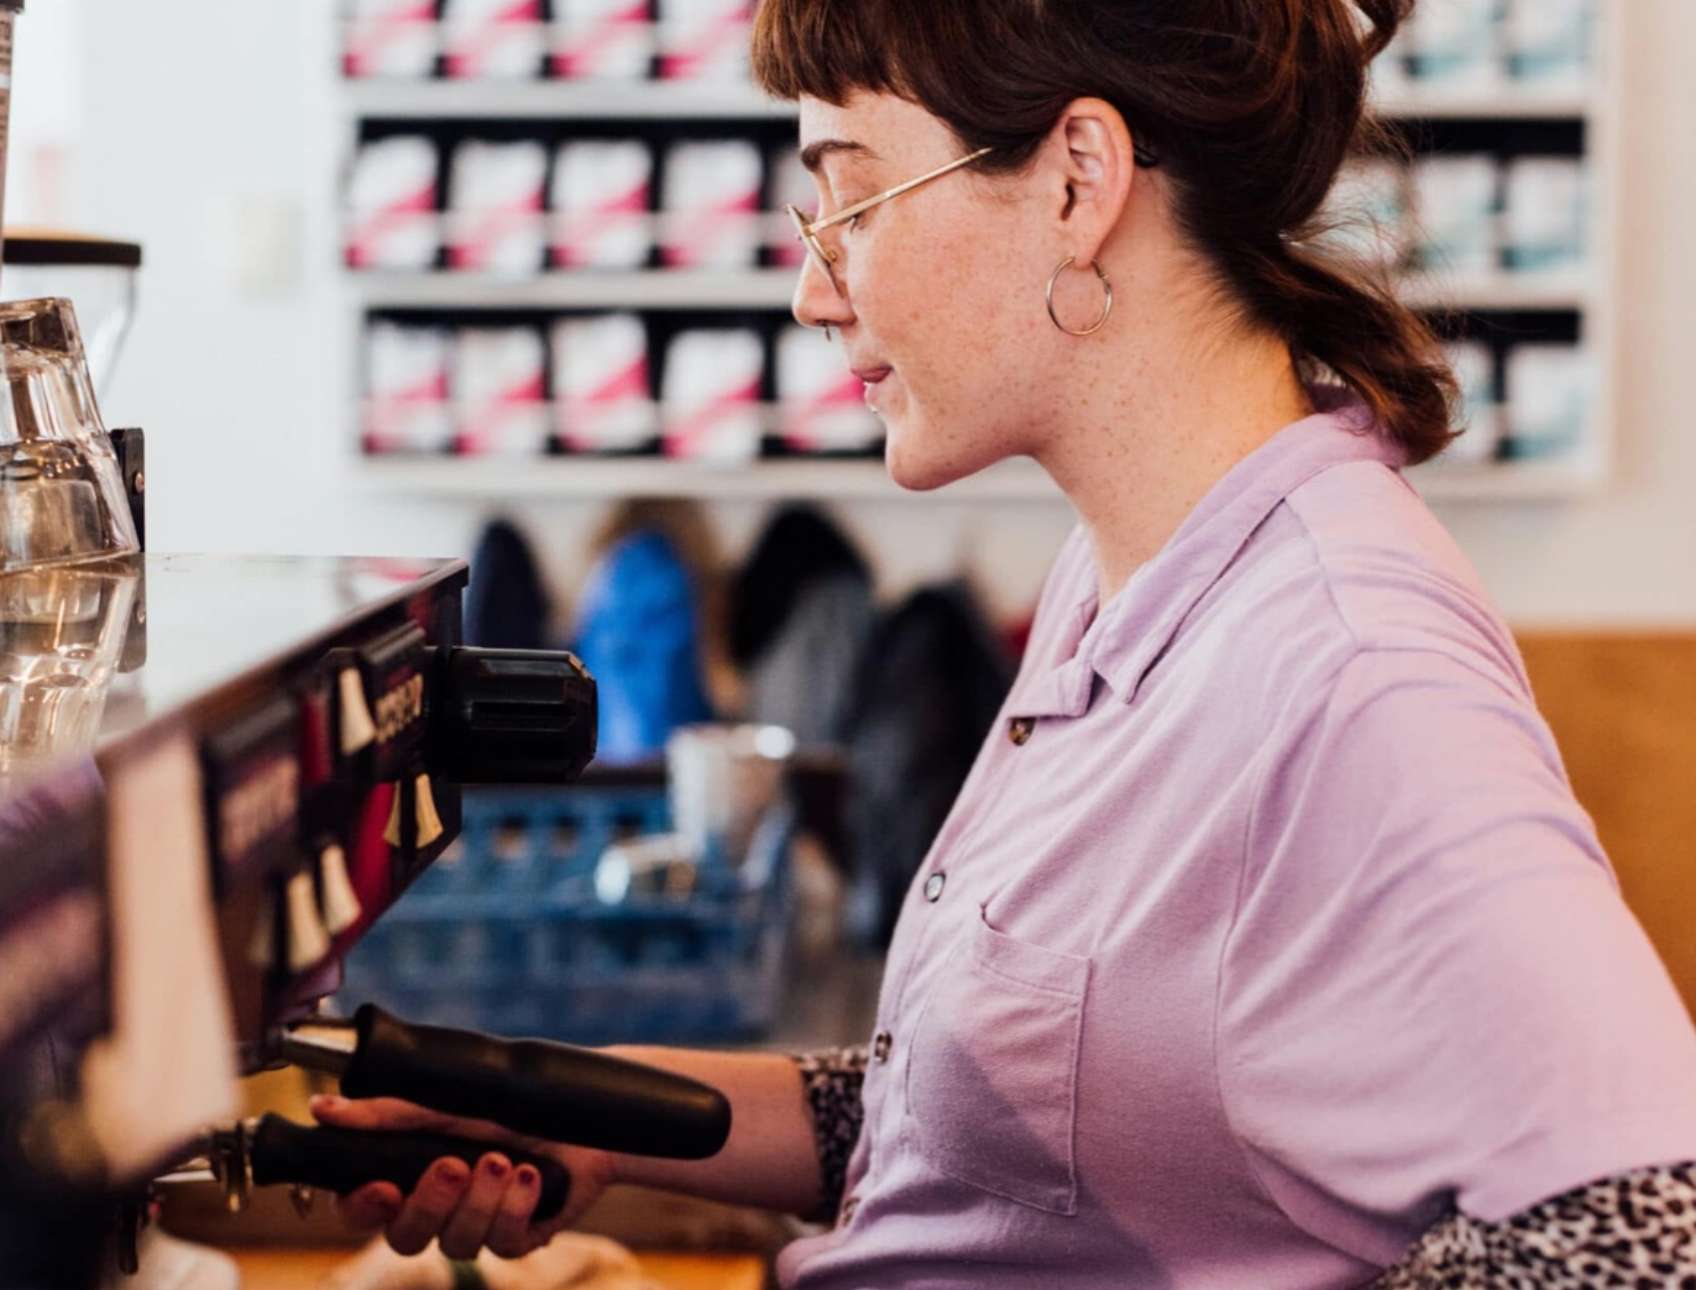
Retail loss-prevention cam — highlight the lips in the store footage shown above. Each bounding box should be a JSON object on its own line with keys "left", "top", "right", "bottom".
{"left": 852, "top": 365, "right": 892, "bottom": 385}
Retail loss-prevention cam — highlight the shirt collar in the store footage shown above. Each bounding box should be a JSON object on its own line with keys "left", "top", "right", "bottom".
{"left": 1008, "top": 391, "right": 1403, "bottom": 719}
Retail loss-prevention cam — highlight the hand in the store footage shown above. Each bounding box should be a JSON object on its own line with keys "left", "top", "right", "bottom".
{"left": 309, "top": 1094, "right": 618, "bottom": 1261}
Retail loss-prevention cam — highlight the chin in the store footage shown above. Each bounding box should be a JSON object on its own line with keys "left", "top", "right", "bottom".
{"left": 883, "top": 417, "right": 1003, "bottom": 493}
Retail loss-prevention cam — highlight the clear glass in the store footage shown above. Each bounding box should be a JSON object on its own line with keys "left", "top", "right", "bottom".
{"left": 666, "top": 722, "right": 797, "bottom": 867}
{"left": 0, "top": 560, "right": 138, "bottom": 785}
{"left": 1, "top": 264, "right": 140, "bottom": 398}
{"left": 0, "top": 297, "right": 140, "bottom": 573}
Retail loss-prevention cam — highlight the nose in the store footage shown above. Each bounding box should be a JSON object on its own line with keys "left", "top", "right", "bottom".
{"left": 792, "top": 256, "right": 855, "bottom": 335}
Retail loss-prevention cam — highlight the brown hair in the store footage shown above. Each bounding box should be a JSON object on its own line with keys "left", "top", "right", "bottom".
{"left": 752, "top": 0, "right": 1458, "bottom": 465}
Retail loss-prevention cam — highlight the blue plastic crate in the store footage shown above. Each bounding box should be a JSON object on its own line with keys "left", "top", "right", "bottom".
{"left": 341, "top": 785, "right": 795, "bottom": 1046}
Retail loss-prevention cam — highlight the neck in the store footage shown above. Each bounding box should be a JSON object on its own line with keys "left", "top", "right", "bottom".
{"left": 1031, "top": 270, "right": 1313, "bottom": 605}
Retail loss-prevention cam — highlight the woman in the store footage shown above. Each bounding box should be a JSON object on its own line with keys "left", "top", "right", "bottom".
{"left": 317, "top": 1, "right": 1696, "bottom": 1283}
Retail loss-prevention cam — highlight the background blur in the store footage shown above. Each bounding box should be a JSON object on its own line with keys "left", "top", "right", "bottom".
{"left": 8, "top": 0, "right": 1690, "bottom": 625}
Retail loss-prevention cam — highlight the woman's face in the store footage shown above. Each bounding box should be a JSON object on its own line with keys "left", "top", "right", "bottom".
{"left": 793, "top": 93, "right": 1067, "bottom": 491}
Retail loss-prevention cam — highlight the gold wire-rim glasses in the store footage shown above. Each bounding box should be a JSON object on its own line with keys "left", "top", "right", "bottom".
{"left": 785, "top": 146, "right": 996, "bottom": 296}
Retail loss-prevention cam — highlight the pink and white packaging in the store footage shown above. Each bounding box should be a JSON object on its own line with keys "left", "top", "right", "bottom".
{"left": 767, "top": 146, "right": 812, "bottom": 268}
{"left": 453, "top": 327, "right": 550, "bottom": 457}
{"left": 552, "top": 0, "right": 655, "bottom": 80}
{"left": 550, "top": 140, "right": 654, "bottom": 270}
{"left": 441, "top": 0, "right": 545, "bottom": 78}
{"left": 656, "top": 0, "right": 752, "bottom": 80}
{"left": 364, "top": 323, "right": 455, "bottom": 454}
{"left": 552, "top": 313, "right": 654, "bottom": 453}
{"left": 661, "top": 328, "right": 764, "bottom": 463}
{"left": 777, "top": 326, "right": 879, "bottom": 454}
{"left": 346, "top": 136, "right": 440, "bottom": 271}
{"left": 447, "top": 139, "right": 548, "bottom": 275}
{"left": 343, "top": 0, "right": 440, "bottom": 79}
{"left": 659, "top": 140, "right": 762, "bottom": 270}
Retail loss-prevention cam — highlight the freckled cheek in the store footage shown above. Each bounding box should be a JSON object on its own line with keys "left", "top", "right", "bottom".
{"left": 846, "top": 236, "right": 911, "bottom": 331}
{"left": 856, "top": 233, "right": 974, "bottom": 354}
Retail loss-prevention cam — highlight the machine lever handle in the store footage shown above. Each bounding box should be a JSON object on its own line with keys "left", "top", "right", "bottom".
{"left": 248, "top": 1114, "right": 571, "bottom": 1221}
{"left": 283, "top": 1005, "right": 732, "bottom": 1161}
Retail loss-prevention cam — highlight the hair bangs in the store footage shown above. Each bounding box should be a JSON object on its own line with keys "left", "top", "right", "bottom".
{"left": 751, "top": 0, "right": 917, "bottom": 104}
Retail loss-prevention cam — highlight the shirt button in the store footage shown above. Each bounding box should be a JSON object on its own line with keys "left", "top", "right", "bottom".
{"left": 1008, "top": 717, "right": 1035, "bottom": 746}
{"left": 872, "top": 1031, "right": 892, "bottom": 1063}
{"left": 924, "top": 872, "right": 946, "bottom": 902}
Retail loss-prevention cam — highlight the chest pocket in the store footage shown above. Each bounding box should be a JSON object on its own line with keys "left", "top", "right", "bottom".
{"left": 904, "top": 907, "right": 1091, "bottom": 1215}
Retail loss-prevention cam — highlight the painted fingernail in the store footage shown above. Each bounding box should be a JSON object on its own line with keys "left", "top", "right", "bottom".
{"left": 515, "top": 1166, "right": 538, "bottom": 1188}
{"left": 312, "top": 1094, "right": 345, "bottom": 1111}
{"left": 484, "top": 1157, "right": 508, "bottom": 1179}
{"left": 436, "top": 1160, "right": 470, "bottom": 1186}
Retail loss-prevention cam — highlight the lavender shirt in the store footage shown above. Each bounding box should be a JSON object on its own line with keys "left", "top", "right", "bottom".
{"left": 779, "top": 396, "right": 1696, "bottom": 1289}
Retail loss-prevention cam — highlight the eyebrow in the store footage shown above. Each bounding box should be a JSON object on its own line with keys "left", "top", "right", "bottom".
{"left": 799, "top": 139, "right": 878, "bottom": 173}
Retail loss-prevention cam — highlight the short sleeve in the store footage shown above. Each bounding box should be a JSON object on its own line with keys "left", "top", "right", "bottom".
{"left": 1219, "top": 646, "right": 1696, "bottom": 1266}
{"left": 792, "top": 1045, "right": 870, "bottom": 1223}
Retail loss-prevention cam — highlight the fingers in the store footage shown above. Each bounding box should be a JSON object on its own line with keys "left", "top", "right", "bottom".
{"left": 437, "top": 1154, "right": 516, "bottom": 1262}
{"left": 485, "top": 1162, "right": 546, "bottom": 1260}
{"left": 309, "top": 1095, "right": 531, "bottom": 1153}
{"left": 310, "top": 1095, "right": 458, "bottom": 1135}
{"left": 336, "top": 1182, "right": 403, "bottom": 1233}
{"left": 386, "top": 1156, "right": 472, "bottom": 1257}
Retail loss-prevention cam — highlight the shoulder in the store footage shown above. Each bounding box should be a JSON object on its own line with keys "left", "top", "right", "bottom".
{"left": 1198, "top": 459, "right": 1531, "bottom": 716}
{"left": 1210, "top": 466, "right": 1588, "bottom": 870}
{"left": 1285, "top": 460, "right": 1524, "bottom": 679}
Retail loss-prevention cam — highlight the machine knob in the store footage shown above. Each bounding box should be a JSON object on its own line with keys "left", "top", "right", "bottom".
{"left": 430, "top": 648, "right": 597, "bottom": 786}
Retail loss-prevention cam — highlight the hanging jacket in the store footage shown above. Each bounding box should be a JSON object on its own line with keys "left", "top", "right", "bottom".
{"left": 840, "top": 581, "right": 1014, "bottom": 946}
{"left": 729, "top": 505, "right": 870, "bottom": 669}
{"left": 571, "top": 530, "right": 714, "bottom": 764}
{"left": 732, "top": 506, "right": 875, "bottom": 744}
{"left": 466, "top": 518, "right": 550, "bottom": 651}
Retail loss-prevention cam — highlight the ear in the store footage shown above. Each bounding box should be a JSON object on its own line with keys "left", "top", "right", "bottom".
{"left": 1048, "top": 98, "right": 1137, "bottom": 262}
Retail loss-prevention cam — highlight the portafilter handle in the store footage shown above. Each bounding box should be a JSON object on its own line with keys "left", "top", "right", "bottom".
{"left": 281, "top": 1005, "right": 732, "bottom": 1161}
{"left": 246, "top": 1115, "right": 571, "bottom": 1219}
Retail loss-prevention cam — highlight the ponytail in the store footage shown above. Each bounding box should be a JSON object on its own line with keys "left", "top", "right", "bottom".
{"left": 1218, "top": 240, "right": 1459, "bottom": 466}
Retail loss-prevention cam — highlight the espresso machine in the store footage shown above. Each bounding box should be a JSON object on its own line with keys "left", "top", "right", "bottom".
{"left": 0, "top": 4, "right": 730, "bottom": 1285}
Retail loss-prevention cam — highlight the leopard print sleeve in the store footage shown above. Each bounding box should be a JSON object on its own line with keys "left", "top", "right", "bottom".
{"left": 1370, "top": 1162, "right": 1696, "bottom": 1287}
{"left": 792, "top": 1045, "right": 870, "bottom": 1223}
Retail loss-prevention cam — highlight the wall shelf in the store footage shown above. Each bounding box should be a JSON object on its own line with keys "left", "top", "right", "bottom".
{"left": 353, "top": 454, "right": 1059, "bottom": 502}
{"left": 1371, "top": 85, "right": 1593, "bottom": 121}
{"left": 340, "top": 7, "right": 1618, "bottom": 512}
{"left": 345, "top": 78, "right": 793, "bottom": 121}
{"left": 1409, "top": 457, "right": 1605, "bottom": 501}
{"left": 352, "top": 267, "right": 1589, "bottom": 315}
{"left": 347, "top": 79, "right": 1593, "bottom": 125}
{"left": 1398, "top": 270, "right": 1591, "bottom": 312}
{"left": 356, "top": 453, "right": 1604, "bottom": 504}
{"left": 353, "top": 268, "right": 800, "bottom": 312}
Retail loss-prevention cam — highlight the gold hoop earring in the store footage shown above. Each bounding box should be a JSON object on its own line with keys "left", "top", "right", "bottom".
{"left": 1045, "top": 256, "right": 1114, "bottom": 337}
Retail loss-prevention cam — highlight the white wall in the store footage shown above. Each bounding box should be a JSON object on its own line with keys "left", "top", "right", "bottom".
{"left": 5, "top": 0, "right": 82, "bottom": 226}
{"left": 11, "top": 0, "right": 1693, "bottom": 629}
